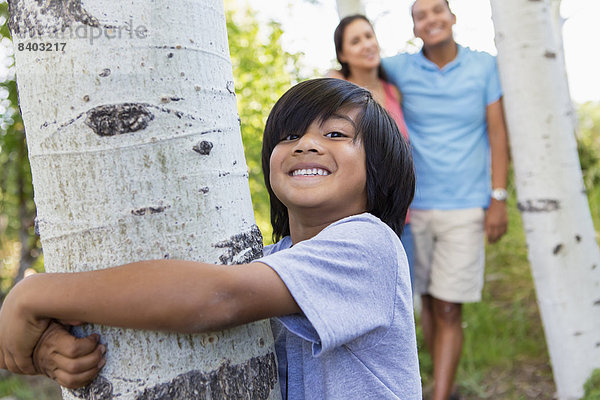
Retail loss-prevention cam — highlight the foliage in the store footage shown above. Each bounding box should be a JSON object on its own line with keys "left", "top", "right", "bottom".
{"left": 0, "top": 0, "right": 41, "bottom": 298}
{"left": 0, "top": 372, "right": 59, "bottom": 400}
{"left": 583, "top": 369, "right": 600, "bottom": 400}
{"left": 0, "top": 375, "right": 37, "bottom": 399}
{"left": 577, "top": 101, "right": 600, "bottom": 188}
{"left": 577, "top": 101, "right": 600, "bottom": 234}
{"left": 225, "top": 1, "right": 307, "bottom": 244}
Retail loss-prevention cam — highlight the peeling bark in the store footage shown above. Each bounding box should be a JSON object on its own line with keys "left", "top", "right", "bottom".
{"left": 214, "top": 225, "right": 263, "bottom": 265}
{"left": 69, "top": 376, "right": 113, "bottom": 400}
{"left": 85, "top": 104, "right": 155, "bottom": 137}
{"left": 131, "top": 206, "right": 169, "bottom": 216}
{"left": 193, "top": 141, "right": 214, "bottom": 155}
{"left": 516, "top": 199, "right": 560, "bottom": 212}
{"left": 8, "top": 0, "right": 102, "bottom": 37}
{"left": 135, "top": 353, "right": 277, "bottom": 400}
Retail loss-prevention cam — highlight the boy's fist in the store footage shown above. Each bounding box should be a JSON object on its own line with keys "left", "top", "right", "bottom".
{"left": 33, "top": 322, "right": 106, "bottom": 389}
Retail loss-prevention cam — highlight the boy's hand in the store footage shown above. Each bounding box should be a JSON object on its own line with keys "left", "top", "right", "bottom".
{"left": 0, "top": 279, "right": 50, "bottom": 375}
{"left": 33, "top": 322, "right": 106, "bottom": 389}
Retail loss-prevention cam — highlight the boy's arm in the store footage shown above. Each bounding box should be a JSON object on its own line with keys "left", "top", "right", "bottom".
{"left": 486, "top": 98, "right": 510, "bottom": 243}
{"left": 0, "top": 260, "right": 299, "bottom": 374}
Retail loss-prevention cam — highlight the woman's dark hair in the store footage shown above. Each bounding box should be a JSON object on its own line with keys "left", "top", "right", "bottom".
{"left": 262, "top": 78, "right": 415, "bottom": 242}
{"left": 333, "top": 15, "right": 388, "bottom": 81}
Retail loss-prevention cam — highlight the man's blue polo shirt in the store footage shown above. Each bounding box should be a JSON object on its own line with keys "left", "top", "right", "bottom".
{"left": 382, "top": 45, "right": 502, "bottom": 210}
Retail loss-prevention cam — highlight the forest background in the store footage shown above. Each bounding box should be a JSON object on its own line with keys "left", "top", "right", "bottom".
{"left": 0, "top": 0, "right": 599, "bottom": 398}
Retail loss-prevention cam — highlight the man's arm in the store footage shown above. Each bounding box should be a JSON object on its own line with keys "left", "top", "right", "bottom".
{"left": 485, "top": 98, "right": 510, "bottom": 243}
{"left": 0, "top": 260, "right": 299, "bottom": 374}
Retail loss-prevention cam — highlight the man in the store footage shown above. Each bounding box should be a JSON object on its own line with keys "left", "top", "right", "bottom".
{"left": 382, "top": 0, "right": 510, "bottom": 398}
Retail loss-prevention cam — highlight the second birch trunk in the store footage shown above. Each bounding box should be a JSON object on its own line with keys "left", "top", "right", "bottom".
{"left": 490, "top": 1, "right": 600, "bottom": 398}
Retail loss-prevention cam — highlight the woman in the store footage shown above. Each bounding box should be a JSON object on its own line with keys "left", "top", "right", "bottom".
{"left": 331, "top": 15, "right": 409, "bottom": 138}
{"left": 330, "top": 15, "right": 414, "bottom": 281}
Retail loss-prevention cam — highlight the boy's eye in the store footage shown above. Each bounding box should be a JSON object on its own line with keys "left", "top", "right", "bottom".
{"left": 325, "top": 131, "right": 346, "bottom": 138}
{"left": 281, "top": 134, "right": 299, "bottom": 141}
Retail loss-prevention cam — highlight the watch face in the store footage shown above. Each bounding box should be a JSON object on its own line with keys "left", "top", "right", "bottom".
{"left": 492, "top": 189, "right": 507, "bottom": 201}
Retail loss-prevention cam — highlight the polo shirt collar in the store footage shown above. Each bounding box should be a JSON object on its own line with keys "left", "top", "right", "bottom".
{"left": 415, "top": 44, "right": 465, "bottom": 73}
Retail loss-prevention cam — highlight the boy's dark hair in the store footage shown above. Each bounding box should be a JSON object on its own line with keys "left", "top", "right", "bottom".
{"left": 333, "top": 14, "right": 388, "bottom": 81}
{"left": 261, "top": 78, "right": 415, "bottom": 242}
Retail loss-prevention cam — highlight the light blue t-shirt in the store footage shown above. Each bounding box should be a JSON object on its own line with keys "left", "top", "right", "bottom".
{"left": 382, "top": 45, "right": 502, "bottom": 209}
{"left": 258, "top": 213, "right": 422, "bottom": 400}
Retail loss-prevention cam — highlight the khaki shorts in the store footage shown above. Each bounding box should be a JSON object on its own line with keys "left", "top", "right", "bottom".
{"left": 411, "top": 208, "right": 485, "bottom": 303}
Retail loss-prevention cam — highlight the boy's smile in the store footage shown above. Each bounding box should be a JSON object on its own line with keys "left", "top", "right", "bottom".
{"left": 290, "top": 167, "right": 330, "bottom": 177}
{"left": 269, "top": 108, "right": 367, "bottom": 223}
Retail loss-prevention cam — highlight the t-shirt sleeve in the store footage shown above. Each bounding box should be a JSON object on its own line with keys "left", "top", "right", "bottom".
{"left": 257, "top": 216, "right": 402, "bottom": 356}
{"left": 381, "top": 54, "right": 407, "bottom": 89}
{"left": 486, "top": 55, "right": 503, "bottom": 105}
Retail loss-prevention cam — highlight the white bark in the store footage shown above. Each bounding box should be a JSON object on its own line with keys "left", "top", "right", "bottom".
{"left": 490, "top": 1, "right": 600, "bottom": 398}
{"left": 548, "top": 0, "right": 578, "bottom": 130}
{"left": 8, "top": 0, "right": 280, "bottom": 399}
{"left": 335, "top": 0, "right": 365, "bottom": 19}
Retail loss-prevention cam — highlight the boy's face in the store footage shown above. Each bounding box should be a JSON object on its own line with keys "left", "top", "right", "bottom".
{"left": 412, "top": 0, "right": 455, "bottom": 47}
{"left": 269, "top": 108, "right": 367, "bottom": 221}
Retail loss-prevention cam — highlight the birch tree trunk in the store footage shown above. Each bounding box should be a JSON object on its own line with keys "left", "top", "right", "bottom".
{"left": 490, "top": 1, "right": 600, "bottom": 398}
{"left": 335, "top": 0, "right": 365, "bottom": 19}
{"left": 549, "top": 0, "right": 564, "bottom": 57}
{"left": 7, "top": 0, "right": 280, "bottom": 399}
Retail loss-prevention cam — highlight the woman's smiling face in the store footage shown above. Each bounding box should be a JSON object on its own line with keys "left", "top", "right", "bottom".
{"left": 338, "top": 18, "right": 381, "bottom": 72}
{"left": 269, "top": 107, "right": 367, "bottom": 219}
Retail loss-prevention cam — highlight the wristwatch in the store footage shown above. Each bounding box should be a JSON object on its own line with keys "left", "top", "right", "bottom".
{"left": 491, "top": 188, "right": 508, "bottom": 201}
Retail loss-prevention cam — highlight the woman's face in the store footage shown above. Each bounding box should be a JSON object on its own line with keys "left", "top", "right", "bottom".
{"left": 339, "top": 19, "right": 381, "bottom": 72}
{"left": 412, "top": 0, "right": 456, "bottom": 48}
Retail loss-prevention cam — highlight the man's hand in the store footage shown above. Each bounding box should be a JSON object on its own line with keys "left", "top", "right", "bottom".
{"left": 0, "top": 278, "right": 50, "bottom": 375}
{"left": 485, "top": 199, "right": 508, "bottom": 243}
{"left": 33, "top": 322, "right": 105, "bottom": 389}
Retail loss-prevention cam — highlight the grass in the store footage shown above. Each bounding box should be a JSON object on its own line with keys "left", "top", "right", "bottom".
{"left": 583, "top": 369, "right": 600, "bottom": 400}
{"left": 0, "top": 372, "right": 60, "bottom": 400}
{"left": 416, "top": 182, "right": 590, "bottom": 398}
{"left": 588, "top": 185, "right": 600, "bottom": 238}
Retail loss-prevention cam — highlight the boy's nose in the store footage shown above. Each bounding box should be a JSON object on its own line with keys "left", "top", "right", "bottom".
{"left": 293, "top": 135, "right": 321, "bottom": 154}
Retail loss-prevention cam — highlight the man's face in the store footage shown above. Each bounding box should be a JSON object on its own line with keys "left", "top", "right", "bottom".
{"left": 412, "top": 0, "right": 456, "bottom": 48}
